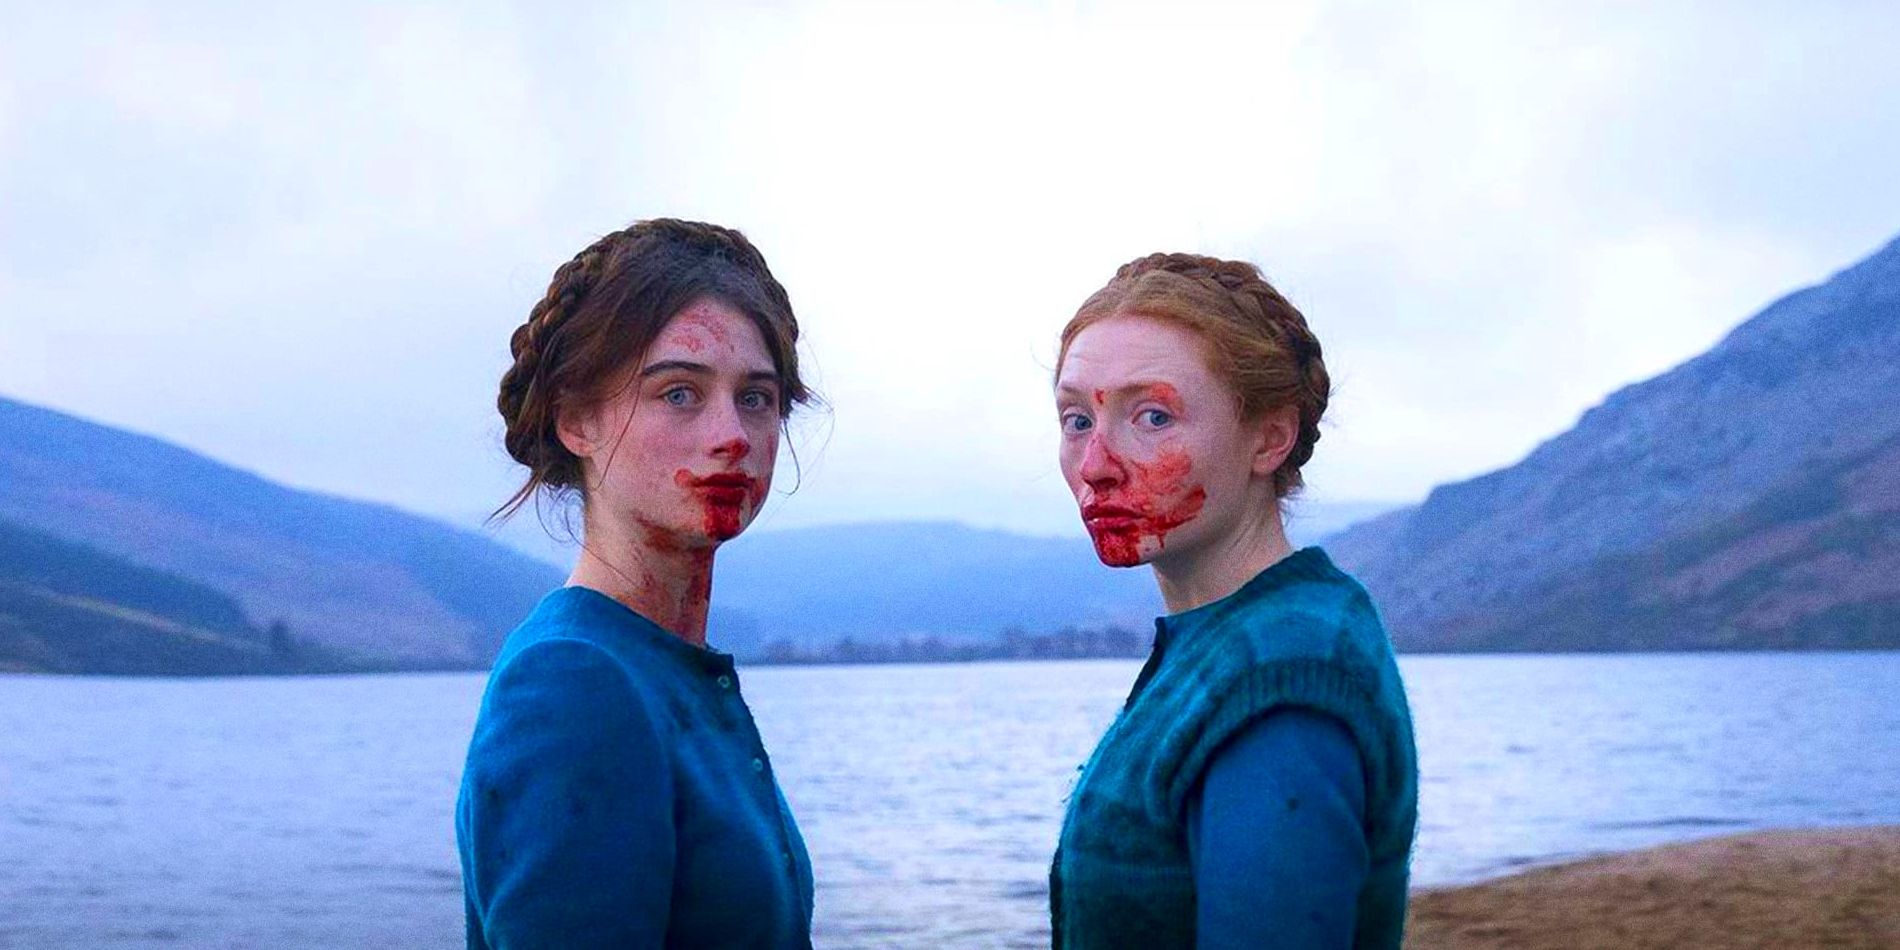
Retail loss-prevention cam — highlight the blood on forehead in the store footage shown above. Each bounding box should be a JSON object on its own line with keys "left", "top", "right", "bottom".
{"left": 656, "top": 301, "right": 745, "bottom": 357}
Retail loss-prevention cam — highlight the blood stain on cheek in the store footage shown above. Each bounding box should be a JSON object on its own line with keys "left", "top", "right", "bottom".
{"left": 1082, "top": 447, "right": 1206, "bottom": 567}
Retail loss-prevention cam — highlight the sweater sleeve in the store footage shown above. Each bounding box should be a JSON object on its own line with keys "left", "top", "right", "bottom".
{"left": 460, "top": 639, "right": 675, "bottom": 949}
{"left": 1185, "top": 707, "right": 1369, "bottom": 949}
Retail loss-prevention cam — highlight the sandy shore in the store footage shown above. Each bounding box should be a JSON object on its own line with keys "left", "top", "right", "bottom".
{"left": 1405, "top": 826, "right": 1900, "bottom": 949}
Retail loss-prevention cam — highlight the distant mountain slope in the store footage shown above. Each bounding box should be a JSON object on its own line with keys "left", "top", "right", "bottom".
{"left": 1329, "top": 233, "right": 1900, "bottom": 650}
{"left": 0, "top": 516, "right": 276, "bottom": 674}
{"left": 476, "top": 501, "right": 1400, "bottom": 658}
{"left": 0, "top": 398, "right": 562, "bottom": 666}
{"left": 1428, "top": 432, "right": 1900, "bottom": 651}
{"left": 478, "top": 499, "right": 1396, "bottom": 571}
{"left": 703, "top": 521, "right": 1163, "bottom": 655}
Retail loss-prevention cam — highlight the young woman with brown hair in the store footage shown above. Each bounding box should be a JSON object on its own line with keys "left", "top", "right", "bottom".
{"left": 1048, "top": 253, "right": 1419, "bottom": 949}
{"left": 456, "top": 218, "right": 816, "bottom": 948}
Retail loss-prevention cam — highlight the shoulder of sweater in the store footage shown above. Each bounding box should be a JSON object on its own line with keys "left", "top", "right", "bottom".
{"left": 1219, "top": 570, "right": 1386, "bottom": 665}
{"left": 481, "top": 634, "right": 686, "bottom": 742}
{"left": 489, "top": 609, "right": 681, "bottom": 712}
{"left": 497, "top": 588, "right": 675, "bottom": 668}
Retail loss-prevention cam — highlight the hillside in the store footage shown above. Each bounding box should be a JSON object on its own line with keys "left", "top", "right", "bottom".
{"left": 478, "top": 502, "right": 1396, "bottom": 659}
{"left": 1438, "top": 432, "right": 1900, "bottom": 651}
{"left": 0, "top": 516, "right": 303, "bottom": 674}
{"left": 704, "top": 521, "right": 1162, "bottom": 655}
{"left": 1329, "top": 233, "right": 1900, "bottom": 650}
{"left": 0, "top": 398, "right": 562, "bottom": 666}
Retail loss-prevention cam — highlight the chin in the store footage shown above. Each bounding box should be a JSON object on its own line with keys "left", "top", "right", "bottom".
{"left": 1089, "top": 530, "right": 1153, "bottom": 568}
{"left": 700, "top": 506, "right": 755, "bottom": 545}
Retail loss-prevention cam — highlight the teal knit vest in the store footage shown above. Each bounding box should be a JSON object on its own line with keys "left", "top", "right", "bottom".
{"left": 1050, "top": 547, "right": 1419, "bottom": 949}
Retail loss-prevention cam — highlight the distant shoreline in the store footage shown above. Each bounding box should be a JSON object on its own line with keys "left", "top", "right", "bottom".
{"left": 1406, "top": 825, "right": 1900, "bottom": 949}
{"left": 742, "top": 643, "right": 1900, "bottom": 668}
{"left": 8, "top": 645, "right": 1900, "bottom": 678}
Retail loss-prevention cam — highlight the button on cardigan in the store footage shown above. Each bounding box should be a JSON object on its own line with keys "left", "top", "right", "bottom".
{"left": 457, "top": 586, "right": 814, "bottom": 949}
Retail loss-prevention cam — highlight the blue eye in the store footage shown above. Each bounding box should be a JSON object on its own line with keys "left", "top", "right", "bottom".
{"left": 739, "top": 389, "right": 777, "bottom": 412}
{"left": 662, "top": 386, "right": 696, "bottom": 407}
{"left": 1062, "top": 412, "right": 1094, "bottom": 434}
{"left": 1138, "top": 409, "right": 1173, "bottom": 428}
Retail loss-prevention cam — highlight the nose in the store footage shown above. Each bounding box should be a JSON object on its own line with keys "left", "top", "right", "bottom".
{"left": 1076, "top": 431, "right": 1124, "bottom": 494}
{"left": 711, "top": 436, "right": 751, "bottom": 462}
{"left": 707, "top": 401, "right": 752, "bottom": 464}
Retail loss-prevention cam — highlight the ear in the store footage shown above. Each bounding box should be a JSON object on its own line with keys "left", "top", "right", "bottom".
{"left": 555, "top": 401, "right": 599, "bottom": 460}
{"left": 1250, "top": 405, "right": 1299, "bottom": 479}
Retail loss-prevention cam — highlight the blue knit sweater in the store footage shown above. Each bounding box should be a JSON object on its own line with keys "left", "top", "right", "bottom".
{"left": 456, "top": 586, "right": 814, "bottom": 949}
{"left": 1051, "top": 547, "right": 1419, "bottom": 949}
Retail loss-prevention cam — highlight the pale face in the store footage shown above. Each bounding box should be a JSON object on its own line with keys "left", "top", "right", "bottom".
{"left": 1055, "top": 314, "right": 1276, "bottom": 568}
{"left": 560, "top": 298, "right": 781, "bottom": 551}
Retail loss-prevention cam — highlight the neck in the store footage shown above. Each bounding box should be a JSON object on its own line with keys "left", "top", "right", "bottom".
{"left": 1151, "top": 499, "right": 1295, "bottom": 615}
{"left": 567, "top": 513, "right": 715, "bottom": 647}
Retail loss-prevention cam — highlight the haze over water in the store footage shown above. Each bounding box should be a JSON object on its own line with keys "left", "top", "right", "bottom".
{"left": 5, "top": 653, "right": 1898, "bottom": 948}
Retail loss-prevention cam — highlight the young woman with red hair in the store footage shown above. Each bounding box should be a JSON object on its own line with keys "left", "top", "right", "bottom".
{"left": 1049, "top": 253, "right": 1419, "bottom": 949}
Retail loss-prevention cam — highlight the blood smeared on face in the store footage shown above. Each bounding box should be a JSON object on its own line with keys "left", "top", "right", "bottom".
{"left": 570, "top": 298, "right": 781, "bottom": 627}
{"left": 1057, "top": 316, "right": 1253, "bottom": 569}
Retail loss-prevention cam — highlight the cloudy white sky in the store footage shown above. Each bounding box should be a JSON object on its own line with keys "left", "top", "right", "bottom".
{"left": 4, "top": 1, "right": 1899, "bottom": 537}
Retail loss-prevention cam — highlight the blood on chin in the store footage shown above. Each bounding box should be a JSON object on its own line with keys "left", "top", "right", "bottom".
{"left": 698, "top": 484, "right": 765, "bottom": 541}
{"left": 1089, "top": 527, "right": 1150, "bottom": 567}
{"left": 643, "top": 504, "right": 751, "bottom": 548}
{"left": 702, "top": 498, "right": 748, "bottom": 541}
{"left": 668, "top": 469, "right": 768, "bottom": 543}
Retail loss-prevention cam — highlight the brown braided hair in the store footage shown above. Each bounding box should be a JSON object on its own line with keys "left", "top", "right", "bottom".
{"left": 494, "top": 218, "right": 810, "bottom": 522}
{"left": 1057, "top": 252, "right": 1330, "bottom": 498}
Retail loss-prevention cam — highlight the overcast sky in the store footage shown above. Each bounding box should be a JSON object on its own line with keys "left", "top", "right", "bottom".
{"left": 4, "top": 1, "right": 1899, "bottom": 537}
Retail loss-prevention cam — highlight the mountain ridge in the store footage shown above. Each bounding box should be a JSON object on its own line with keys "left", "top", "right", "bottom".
{"left": 0, "top": 396, "right": 562, "bottom": 665}
{"left": 1329, "top": 232, "right": 1900, "bottom": 649}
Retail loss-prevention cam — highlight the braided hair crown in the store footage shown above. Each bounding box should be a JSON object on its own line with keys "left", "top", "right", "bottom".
{"left": 497, "top": 227, "right": 625, "bottom": 482}
{"left": 1063, "top": 252, "right": 1331, "bottom": 497}
{"left": 493, "top": 218, "right": 807, "bottom": 522}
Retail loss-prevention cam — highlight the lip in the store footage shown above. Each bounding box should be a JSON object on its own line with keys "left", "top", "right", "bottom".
{"left": 1081, "top": 504, "right": 1144, "bottom": 531}
{"left": 684, "top": 471, "right": 757, "bottom": 506}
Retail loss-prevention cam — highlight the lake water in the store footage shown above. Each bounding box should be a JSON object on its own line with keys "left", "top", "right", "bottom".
{"left": 4, "top": 653, "right": 1899, "bottom": 948}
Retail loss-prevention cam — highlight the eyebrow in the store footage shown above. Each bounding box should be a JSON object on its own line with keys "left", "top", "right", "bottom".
{"left": 639, "top": 359, "right": 711, "bottom": 378}
{"left": 639, "top": 360, "right": 779, "bottom": 384}
{"left": 1054, "top": 380, "right": 1176, "bottom": 399}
